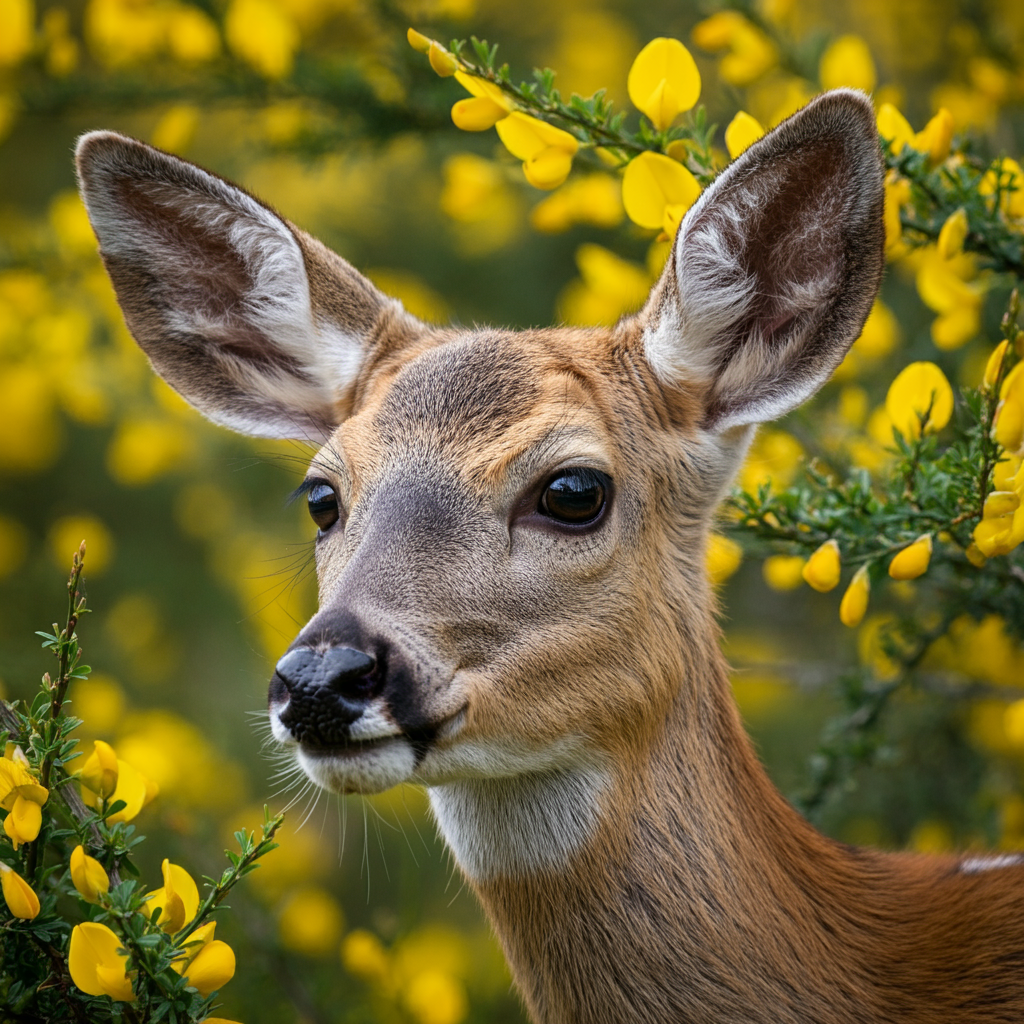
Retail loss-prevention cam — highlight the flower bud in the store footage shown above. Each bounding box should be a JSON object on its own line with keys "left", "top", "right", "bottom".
{"left": 983, "top": 340, "right": 1009, "bottom": 390}
{"left": 802, "top": 539, "right": 841, "bottom": 592}
{"left": 937, "top": 207, "right": 968, "bottom": 260}
{"left": 185, "top": 939, "right": 236, "bottom": 995}
{"left": 70, "top": 845, "right": 110, "bottom": 903}
{"left": 839, "top": 565, "right": 870, "bottom": 628}
{"left": 0, "top": 862, "right": 40, "bottom": 919}
{"left": 724, "top": 110, "right": 763, "bottom": 159}
{"left": 888, "top": 534, "right": 933, "bottom": 580}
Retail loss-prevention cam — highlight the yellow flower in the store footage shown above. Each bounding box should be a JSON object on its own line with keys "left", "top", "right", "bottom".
{"left": 707, "top": 534, "right": 742, "bottom": 586}
{"left": 3, "top": 795, "right": 42, "bottom": 848}
{"left": 888, "top": 534, "right": 933, "bottom": 580}
{"left": 965, "top": 543, "right": 987, "bottom": 567}
{"left": 78, "top": 739, "right": 118, "bottom": 799}
{"left": 530, "top": 175, "right": 623, "bottom": 233}
{"left": 994, "top": 365, "right": 1024, "bottom": 455}
{"left": 802, "top": 540, "right": 841, "bottom": 593}
{"left": 818, "top": 35, "right": 876, "bottom": 93}
{"left": 883, "top": 174, "right": 911, "bottom": 256}
{"left": 724, "top": 111, "right": 763, "bottom": 159}
{"left": 428, "top": 41, "right": 458, "bottom": 78}
{"left": 621, "top": 151, "right": 701, "bottom": 236}
{"left": 0, "top": 862, "right": 40, "bottom": 919}
{"left": 451, "top": 72, "right": 512, "bottom": 131}
{"left": 885, "top": 362, "right": 954, "bottom": 439}
{"left": 983, "top": 340, "right": 1009, "bottom": 390}
{"left": 70, "top": 845, "right": 110, "bottom": 903}
{"left": 984, "top": 491, "right": 1021, "bottom": 519}
{"left": 627, "top": 37, "right": 701, "bottom": 131}
{"left": 404, "top": 968, "right": 468, "bottom": 1024}
{"left": 495, "top": 113, "right": 578, "bottom": 190}
{"left": 839, "top": 565, "right": 871, "bottom": 628}
{"left": 406, "top": 28, "right": 431, "bottom": 54}
{"left": 877, "top": 104, "right": 914, "bottom": 154}
{"left": 0, "top": 0, "right": 34, "bottom": 67}
{"left": 691, "top": 12, "right": 776, "bottom": 86}
{"left": 278, "top": 885, "right": 344, "bottom": 957}
{"left": 762, "top": 555, "right": 806, "bottom": 592}
{"left": 980, "top": 158, "right": 1024, "bottom": 221}
{"left": 68, "top": 922, "right": 134, "bottom": 1001}
{"left": 972, "top": 511, "right": 1024, "bottom": 558}
{"left": 184, "top": 939, "right": 236, "bottom": 996}
{"left": 937, "top": 208, "right": 968, "bottom": 260}
{"left": 557, "top": 244, "right": 651, "bottom": 327}
{"left": 145, "top": 859, "right": 200, "bottom": 933}
{"left": 914, "top": 108, "right": 954, "bottom": 164}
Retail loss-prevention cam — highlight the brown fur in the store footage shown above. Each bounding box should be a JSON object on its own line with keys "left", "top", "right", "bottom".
{"left": 75, "top": 90, "right": 1024, "bottom": 1024}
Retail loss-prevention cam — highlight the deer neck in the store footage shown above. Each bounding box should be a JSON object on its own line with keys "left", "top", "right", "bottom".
{"left": 429, "top": 649, "right": 903, "bottom": 1024}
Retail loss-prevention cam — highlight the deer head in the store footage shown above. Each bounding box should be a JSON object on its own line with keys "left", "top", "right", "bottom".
{"left": 76, "top": 90, "right": 883, "bottom": 886}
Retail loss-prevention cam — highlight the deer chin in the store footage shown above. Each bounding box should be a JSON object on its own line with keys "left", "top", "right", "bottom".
{"left": 296, "top": 737, "right": 418, "bottom": 795}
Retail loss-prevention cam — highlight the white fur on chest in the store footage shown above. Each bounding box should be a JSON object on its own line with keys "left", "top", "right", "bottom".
{"left": 427, "top": 744, "right": 609, "bottom": 881}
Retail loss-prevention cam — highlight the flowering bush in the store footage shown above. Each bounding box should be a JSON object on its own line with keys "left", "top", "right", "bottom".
{"left": 0, "top": 545, "right": 281, "bottom": 1022}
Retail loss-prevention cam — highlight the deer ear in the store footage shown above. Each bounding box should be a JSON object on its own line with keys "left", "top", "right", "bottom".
{"left": 75, "top": 131, "right": 422, "bottom": 442}
{"left": 639, "top": 89, "right": 885, "bottom": 431}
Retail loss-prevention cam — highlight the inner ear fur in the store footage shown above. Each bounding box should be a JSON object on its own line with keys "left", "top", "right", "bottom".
{"left": 75, "top": 131, "right": 421, "bottom": 441}
{"left": 640, "top": 89, "right": 885, "bottom": 431}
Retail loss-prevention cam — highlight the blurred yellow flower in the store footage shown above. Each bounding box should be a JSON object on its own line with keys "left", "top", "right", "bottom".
{"left": 937, "top": 207, "right": 968, "bottom": 260}
{"left": 877, "top": 103, "right": 914, "bottom": 155}
{"left": 883, "top": 174, "right": 911, "bottom": 257}
{"left": 707, "top": 534, "right": 742, "bottom": 586}
{"left": 495, "top": 113, "right": 578, "bottom": 190}
{"left": 0, "top": 0, "right": 35, "bottom": 66}
{"left": 225, "top": 0, "right": 298, "bottom": 78}
{"left": 980, "top": 158, "right": 1024, "bottom": 221}
{"left": 621, "top": 151, "right": 700, "bottom": 236}
{"left": 278, "top": 885, "right": 344, "bottom": 956}
{"left": 914, "top": 108, "right": 954, "bottom": 164}
{"left": 152, "top": 104, "right": 199, "bottom": 154}
{"left": 885, "top": 361, "right": 954, "bottom": 438}
{"left": 73, "top": 675, "right": 126, "bottom": 736}
{"left": 367, "top": 270, "right": 450, "bottom": 324}
{"left": 451, "top": 71, "right": 511, "bottom": 131}
{"left": 802, "top": 540, "right": 841, "bottom": 593}
{"left": 819, "top": 35, "right": 875, "bottom": 93}
{"left": 983, "top": 340, "right": 1009, "bottom": 390}
{"left": 835, "top": 300, "right": 899, "bottom": 379}
{"left": 69, "top": 922, "right": 134, "bottom": 1000}
{"left": 404, "top": 969, "right": 468, "bottom": 1024}
{"left": 106, "top": 417, "right": 192, "bottom": 486}
{"left": 166, "top": 6, "right": 219, "bottom": 62}
{"left": 0, "top": 364, "right": 61, "bottom": 472}
{"left": 627, "top": 37, "right": 700, "bottom": 131}
{"left": 888, "top": 534, "right": 932, "bottom": 580}
{"left": 530, "top": 175, "right": 623, "bottom": 233}
{"left": 0, "top": 862, "right": 40, "bottom": 920}
{"left": 1004, "top": 700, "right": 1024, "bottom": 747}
{"left": 557, "top": 244, "right": 651, "bottom": 327}
{"left": 49, "top": 191, "right": 98, "bottom": 256}
{"left": 739, "top": 429, "right": 803, "bottom": 493}
{"left": 724, "top": 111, "right": 763, "bottom": 159}
{"left": 440, "top": 154, "right": 519, "bottom": 251}
{"left": 342, "top": 929, "right": 391, "bottom": 982}
{"left": 70, "top": 845, "right": 111, "bottom": 903}
{"left": 691, "top": 11, "right": 776, "bottom": 86}
{"left": 839, "top": 565, "right": 871, "bottom": 627}
{"left": 762, "top": 554, "right": 806, "bottom": 592}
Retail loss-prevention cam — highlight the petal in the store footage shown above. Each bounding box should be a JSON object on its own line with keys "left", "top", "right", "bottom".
{"left": 621, "top": 151, "right": 701, "bottom": 230}
{"left": 406, "top": 28, "right": 431, "bottom": 54}
{"left": 877, "top": 103, "right": 914, "bottom": 154}
{"left": 71, "top": 845, "right": 110, "bottom": 903}
{"left": 96, "top": 963, "right": 136, "bottom": 1002}
{"left": 802, "top": 540, "right": 841, "bottom": 593}
{"left": 69, "top": 922, "right": 127, "bottom": 996}
{"left": 0, "top": 864, "right": 40, "bottom": 919}
{"left": 888, "top": 535, "right": 933, "bottom": 580}
{"left": 937, "top": 208, "right": 968, "bottom": 259}
{"left": 186, "top": 939, "right": 236, "bottom": 996}
{"left": 523, "top": 148, "right": 573, "bottom": 190}
{"left": 163, "top": 860, "right": 201, "bottom": 924}
{"left": 105, "top": 759, "right": 147, "bottom": 823}
{"left": 79, "top": 740, "right": 119, "bottom": 799}
{"left": 11, "top": 794, "right": 41, "bottom": 842}
{"left": 885, "top": 362, "right": 954, "bottom": 438}
{"left": 451, "top": 97, "right": 508, "bottom": 132}
{"left": 724, "top": 110, "right": 764, "bottom": 159}
{"left": 839, "top": 566, "right": 871, "bottom": 628}
{"left": 818, "top": 34, "right": 876, "bottom": 93}
{"left": 495, "top": 112, "right": 577, "bottom": 162}
{"left": 453, "top": 71, "right": 509, "bottom": 107}
{"left": 628, "top": 37, "right": 701, "bottom": 125}
{"left": 427, "top": 42, "right": 457, "bottom": 77}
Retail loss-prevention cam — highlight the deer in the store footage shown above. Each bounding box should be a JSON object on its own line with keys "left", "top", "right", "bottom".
{"left": 75, "top": 88, "right": 1024, "bottom": 1024}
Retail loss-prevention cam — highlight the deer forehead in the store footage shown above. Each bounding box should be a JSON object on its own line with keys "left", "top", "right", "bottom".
{"left": 331, "top": 327, "right": 671, "bottom": 494}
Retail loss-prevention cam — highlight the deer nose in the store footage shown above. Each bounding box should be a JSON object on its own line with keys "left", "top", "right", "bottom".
{"left": 271, "top": 646, "right": 380, "bottom": 745}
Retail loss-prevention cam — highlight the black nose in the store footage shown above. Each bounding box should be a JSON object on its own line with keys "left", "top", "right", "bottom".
{"left": 271, "top": 646, "right": 379, "bottom": 746}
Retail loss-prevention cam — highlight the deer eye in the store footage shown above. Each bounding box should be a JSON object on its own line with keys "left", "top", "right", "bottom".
{"left": 306, "top": 482, "right": 339, "bottom": 531}
{"left": 539, "top": 469, "right": 609, "bottom": 526}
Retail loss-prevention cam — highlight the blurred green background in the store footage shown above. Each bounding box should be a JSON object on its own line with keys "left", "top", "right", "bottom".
{"left": 2, "top": 0, "right": 1024, "bottom": 1020}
